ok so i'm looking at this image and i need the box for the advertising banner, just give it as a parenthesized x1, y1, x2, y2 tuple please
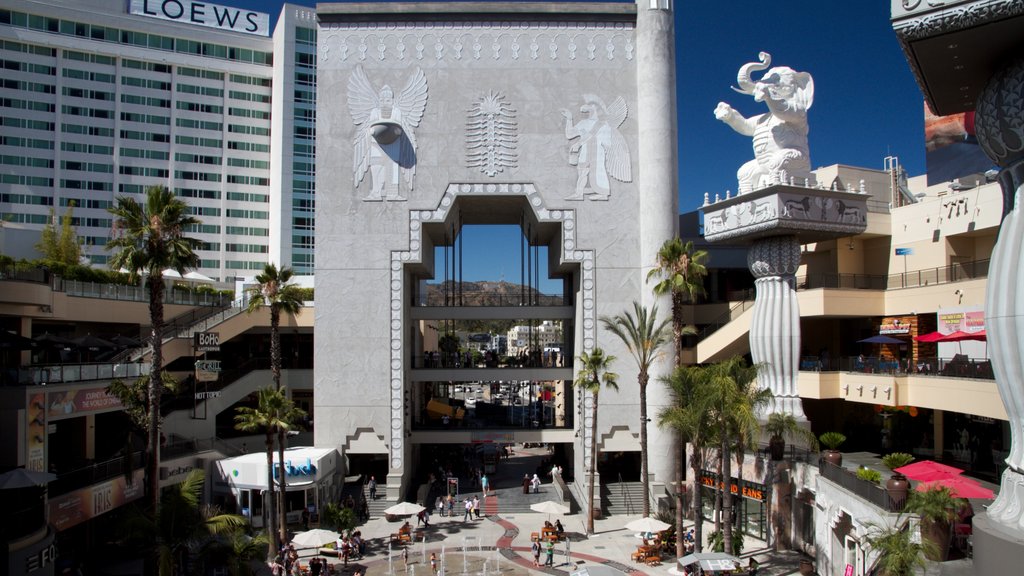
(26, 392, 45, 472)
(48, 469, 145, 531)
(46, 387, 123, 420)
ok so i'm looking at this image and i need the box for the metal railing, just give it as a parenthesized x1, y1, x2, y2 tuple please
(414, 286, 568, 307)
(48, 450, 145, 497)
(818, 459, 903, 513)
(162, 435, 243, 460)
(8, 361, 149, 386)
(618, 473, 636, 516)
(799, 356, 995, 381)
(56, 277, 231, 306)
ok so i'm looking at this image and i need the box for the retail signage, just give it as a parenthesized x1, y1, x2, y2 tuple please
(129, 1, 269, 36)
(194, 331, 220, 352)
(879, 319, 910, 335)
(195, 360, 221, 372)
(272, 458, 318, 478)
(895, 247, 913, 256)
(699, 472, 767, 502)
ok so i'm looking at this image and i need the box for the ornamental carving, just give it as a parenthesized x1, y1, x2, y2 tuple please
(466, 92, 519, 177)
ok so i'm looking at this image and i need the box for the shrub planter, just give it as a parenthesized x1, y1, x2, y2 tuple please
(822, 449, 842, 466)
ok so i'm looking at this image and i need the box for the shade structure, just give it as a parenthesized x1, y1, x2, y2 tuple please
(894, 460, 964, 482)
(0, 330, 36, 350)
(109, 334, 143, 348)
(0, 468, 57, 490)
(530, 500, 570, 515)
(858, 335, 906, 344)
(916, 476, 995, 499)
(160, 268, 184, 278)
(72, 334, 117, 350)
(291, 528, 341, 548)
(940, 330, 987, 342)
(33, 332, 72, 348)
(624, 517, 671, 533)
(383, 501, 426, 516)
(914, 331, 946, 343)
(678, 552, 741, 572)
(183, 270, 214, 282)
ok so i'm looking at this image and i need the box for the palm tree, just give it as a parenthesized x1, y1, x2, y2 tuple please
(600, 301, 671, 518)
(905, 485, 961, 561)
(245, 263, 304, 541)
(574, 348, 618, 535)
(647, 237, 708, 367)
(707, 357, 769, 554)
(234, 387, 288, 557)
(120, 469, 249, 576)
(865, 517, 934, 575)
(271, 393, 306, 545)
(107, 184, 200, 510)
(659, 364, 713, 557)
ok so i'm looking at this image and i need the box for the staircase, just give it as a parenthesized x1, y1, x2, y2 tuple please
(601, 481, 645, 516)
(362, 482, 392, 519)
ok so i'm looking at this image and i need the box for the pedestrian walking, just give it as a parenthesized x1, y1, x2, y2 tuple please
(531, 540, 541, 567)
(463, 497, 473, 521)
(368, 476, 377, 500)
(430, 552, 438, 575)
(473, 495, 480, 518)
(481, 474, 489, 496)
(545, 540, 555, 566)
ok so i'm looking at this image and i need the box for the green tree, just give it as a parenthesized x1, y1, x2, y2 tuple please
(245, 263, 304, 540)
(234, 386, 306, 553)
(905, 485, 961, 561)
(865, 517, 934, 575)
(119, 469, 248, 576)
(36, 203, 82, 265)
(600, 301, 671, 518)
(107, 185, 200, 511)
(574, 348, 618, 535)
(659, 364, 714, 556)
(647, 238, 708, 367)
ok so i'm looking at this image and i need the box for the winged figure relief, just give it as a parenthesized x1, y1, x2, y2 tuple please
(559, 94, 632, 201)
(348, 65, 429, 201)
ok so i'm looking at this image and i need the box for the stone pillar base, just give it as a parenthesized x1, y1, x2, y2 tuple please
(972, 513, 1024, 573)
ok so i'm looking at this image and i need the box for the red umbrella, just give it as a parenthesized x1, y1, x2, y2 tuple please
(894, 460, 963, 482)
(916, 476, 995, 499)
(940, 330, 986, 342)
(914, 331, 946, 343)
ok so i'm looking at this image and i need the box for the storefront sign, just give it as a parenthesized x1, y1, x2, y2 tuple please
(194, 332, 221, 352)
(879, 318, 910, 335)
(47, 388, 123, 420)
(129, 1, 269, 36)
(699, 472, 767, 502)
(49, 469, 144, 530)
(272, 458, 318, 478)
(27, 392, 45, 472)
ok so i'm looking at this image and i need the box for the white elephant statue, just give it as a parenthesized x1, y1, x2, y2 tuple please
(715, 52, 815, 194)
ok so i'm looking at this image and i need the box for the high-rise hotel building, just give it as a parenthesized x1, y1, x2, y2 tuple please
(0, 0, 316, 279)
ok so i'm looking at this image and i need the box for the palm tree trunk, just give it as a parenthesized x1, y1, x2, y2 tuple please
(672, 292, 685, 367)
(722, 435, 733, 554)
(266, 430, 278, 557)
(148, 276, 164, 511)
(714, 448, 722, 534)
(587, 388, 599, 535)
(271, 309, 288, 543)
(270, 308, 282, 390)
(639, 372, 650, 517)
(277, 428, 287, 545)
(676, 440, 685, 558)
(691, 449, 704, 553)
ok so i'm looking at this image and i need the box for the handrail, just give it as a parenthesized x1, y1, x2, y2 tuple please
(48, 450, 146, 497)
(818, 459, 904, 513)
(618, 473, 636, 516)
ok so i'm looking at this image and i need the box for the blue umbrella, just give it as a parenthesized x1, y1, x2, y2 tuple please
(858, 335, 905, 344)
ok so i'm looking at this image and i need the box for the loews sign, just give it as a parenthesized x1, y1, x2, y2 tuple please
(129, 0, 270, 36)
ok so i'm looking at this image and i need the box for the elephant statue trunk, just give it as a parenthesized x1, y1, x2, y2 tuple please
(733, 51, 772, 95)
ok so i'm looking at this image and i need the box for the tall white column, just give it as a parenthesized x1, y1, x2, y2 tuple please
(636, 0, 678, 492)
(976, 57, 1024, 531)
(748, 235, 805, 419)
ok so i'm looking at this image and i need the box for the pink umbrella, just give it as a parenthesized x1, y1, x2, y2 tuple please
(894, 460, 963, 482)
(916, 476, 995, 499)
(914, 331, 946, 343)
(939, 330, 986, 342)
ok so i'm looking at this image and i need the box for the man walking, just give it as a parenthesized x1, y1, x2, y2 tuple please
(368, 476, 377, 500)
(472, 495, 480, 519)
(545, 540, 555, 566)
(463, 497, 473, 521)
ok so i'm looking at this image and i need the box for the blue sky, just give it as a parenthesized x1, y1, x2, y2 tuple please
(231, 0, 926, 286)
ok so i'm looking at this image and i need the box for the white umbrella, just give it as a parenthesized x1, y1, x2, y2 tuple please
(161, 268, 183, 279)
(624, 517, 671, 534)
(530, 501, 570, 515)
(677, 552, 741, 572)
(291, 528, 341, 549)
(384, 501, 426, 516)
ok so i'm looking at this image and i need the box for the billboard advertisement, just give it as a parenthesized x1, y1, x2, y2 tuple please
(925, 102, 995, 186)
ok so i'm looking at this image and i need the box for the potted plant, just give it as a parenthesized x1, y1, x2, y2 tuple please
(882, 452, 914, 510)
(864, 518, 933, 576)
(856, 467, 882, 484)
(819, 432, 846, 466)
(905, 485, 961, 561)
(764, 412, 819, 461)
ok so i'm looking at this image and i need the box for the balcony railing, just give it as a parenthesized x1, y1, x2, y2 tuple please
(413, 353, 570, 369)
(7, 361, 150, 386)
(48, 451, 145, 497)
(799, 356, 994, 381)
(819, 459, 904, 513)
(414, 287, 568, 307)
